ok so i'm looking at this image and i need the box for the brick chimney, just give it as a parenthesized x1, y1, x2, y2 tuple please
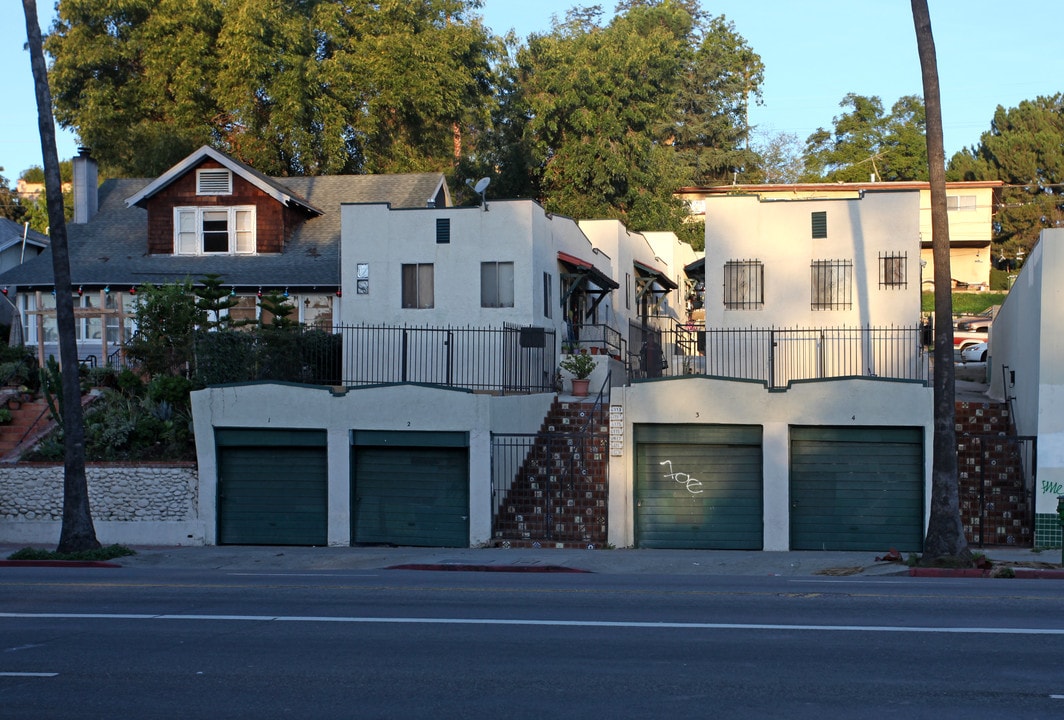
(72, 146, 98, 224)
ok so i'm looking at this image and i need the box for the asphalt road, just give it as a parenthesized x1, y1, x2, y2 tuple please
(2, 566, 1063, 719)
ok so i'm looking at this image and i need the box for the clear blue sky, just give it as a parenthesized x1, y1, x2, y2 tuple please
(3, 1, 1061, 180)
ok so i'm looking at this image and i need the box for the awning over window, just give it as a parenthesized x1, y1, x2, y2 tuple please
(558, 251, 619, 318)
(633, 260, 678, 291)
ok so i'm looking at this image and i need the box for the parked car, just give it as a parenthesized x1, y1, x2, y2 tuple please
(954, 327, 988, 353)
(953, 306, 999, 329)
(960, 341, 988, 363)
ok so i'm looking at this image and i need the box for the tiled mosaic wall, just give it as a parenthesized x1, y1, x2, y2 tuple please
(1035, 514, 1062, 549)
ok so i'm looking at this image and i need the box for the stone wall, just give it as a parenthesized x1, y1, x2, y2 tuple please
(0, 463, 198, 522)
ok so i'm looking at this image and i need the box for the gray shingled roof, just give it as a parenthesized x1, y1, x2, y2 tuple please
(0, 172, 447, 290)
(0, 217, 49, 252)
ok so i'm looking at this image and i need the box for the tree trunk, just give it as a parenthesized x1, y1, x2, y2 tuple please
(911, 0, 970, 563)
(22, 0, 100, 553)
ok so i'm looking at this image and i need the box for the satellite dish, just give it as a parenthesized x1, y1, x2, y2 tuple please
(474, 177, 491, 193)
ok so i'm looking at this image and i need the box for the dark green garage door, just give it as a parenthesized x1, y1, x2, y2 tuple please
(635, 425, 763, 549)
(216, 429, 328, 546)
(351, 431, 469, 547)
(790, 426, 924, 551)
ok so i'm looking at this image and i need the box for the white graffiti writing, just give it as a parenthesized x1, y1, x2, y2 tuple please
(659, 460, 704, 495)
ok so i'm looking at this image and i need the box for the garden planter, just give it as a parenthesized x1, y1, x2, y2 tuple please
(571, 378, 590, 396)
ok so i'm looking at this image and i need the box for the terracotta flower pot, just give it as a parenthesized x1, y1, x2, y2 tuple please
(571, 378, 590, 397)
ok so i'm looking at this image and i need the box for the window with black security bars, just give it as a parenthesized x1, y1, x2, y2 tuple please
(879, 252, 907, 289)
(723, 260, 764, 309)
(810, 259, 852, 310)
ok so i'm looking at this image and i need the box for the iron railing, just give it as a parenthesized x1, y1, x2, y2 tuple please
(634, 324, 929, 388)
(194, 323, 558, 393)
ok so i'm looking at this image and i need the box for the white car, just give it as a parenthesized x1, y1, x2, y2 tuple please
(960, 341, 988, 363)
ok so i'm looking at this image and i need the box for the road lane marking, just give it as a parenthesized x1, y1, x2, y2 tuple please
(0, 672, 58, 677)
(2, 612, 1064, 635)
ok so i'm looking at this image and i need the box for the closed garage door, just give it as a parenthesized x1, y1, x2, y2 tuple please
(790, 426, 924, 551)
(351, 431, 469, 547)
(635, 425, 763, 549)
(216, 429, 328, 546)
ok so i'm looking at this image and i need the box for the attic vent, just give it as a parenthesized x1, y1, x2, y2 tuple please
(197, 169, 232, 195)
(811, 211, 827, 239)
(436, 218, 451, 244)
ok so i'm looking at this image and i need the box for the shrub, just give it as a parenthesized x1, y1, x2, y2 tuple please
(147, 374, 193, 410)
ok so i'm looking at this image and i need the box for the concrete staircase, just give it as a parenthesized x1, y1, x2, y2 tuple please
(492, 397, 610, 549)
(955, 399, 1032, 547)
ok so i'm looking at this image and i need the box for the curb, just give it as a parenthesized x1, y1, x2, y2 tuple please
(909, 567, 1064, 579)
(386, 564, 592, 574)
(0, 560, 122, 568)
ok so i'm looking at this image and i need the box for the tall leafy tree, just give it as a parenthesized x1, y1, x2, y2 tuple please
(45, 0, 499, 177)
(22, 0, 100, 553)
(912, 0, 969, 565)
(803, 93, 928, 182)
(673, 14, 764, 186)
(512, 1, 760, 233)
(948, 94, 1064, 258)
(0, 170, 26, 223)
(516, 3, 692, 230)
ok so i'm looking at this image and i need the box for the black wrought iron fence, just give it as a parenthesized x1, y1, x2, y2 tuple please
(194, 323, 557, 393)
(642, 324, 928, 388)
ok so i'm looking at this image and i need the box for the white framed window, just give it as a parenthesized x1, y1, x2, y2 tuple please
(481, 261, 515, 308)
(197, 168, 232, 195)
(174, 206, 255, 255)
(946, 195, 976, 211)
(401, 263, 434, 308)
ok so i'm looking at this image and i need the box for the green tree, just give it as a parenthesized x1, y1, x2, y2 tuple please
(194, 274, 238, 330)
(673, 14, 764, 186)
(0, 170, 25, 223)
(19, 161, 73, 184)
(126, 281, 204, 377)
(23, 190, 73, 234)
(258, 290, 298, 329)
(948, 94, 1064, 258)
(45, 0, 499, 177)
(803, 93, 928, 182)
(515, 3, 689, 231)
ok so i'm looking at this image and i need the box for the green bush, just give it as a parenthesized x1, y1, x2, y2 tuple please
(8, 544, 135, 562)
(116, 369, 145, 397)
(989, 268, 1012, 291)
(148, 374, 193, 410)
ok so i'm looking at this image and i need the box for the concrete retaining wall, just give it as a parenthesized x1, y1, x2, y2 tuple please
(0, 463, 205, 546)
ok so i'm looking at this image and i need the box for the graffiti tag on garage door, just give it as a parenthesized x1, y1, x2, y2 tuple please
(659, 460, 704, 495)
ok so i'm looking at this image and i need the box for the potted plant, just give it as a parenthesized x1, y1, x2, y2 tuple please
(559, 351, 596, 396)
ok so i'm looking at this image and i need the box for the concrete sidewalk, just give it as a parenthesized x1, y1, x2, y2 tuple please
(3, 543, 1060, 578)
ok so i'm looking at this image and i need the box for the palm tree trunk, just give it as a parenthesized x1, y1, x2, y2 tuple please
(22, 0, 100, 553)
(911, 0, 969, 562)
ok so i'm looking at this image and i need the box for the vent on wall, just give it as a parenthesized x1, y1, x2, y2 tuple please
(436, 218, 451, 244)
(197, 169, 233, 195)
(811, 211, 827, 239)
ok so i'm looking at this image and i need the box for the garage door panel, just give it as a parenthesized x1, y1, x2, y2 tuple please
(635, 426, 763, 550)
(790, 426, 923, 552)
(217, 443, 328, 546)
(352, 446, 468, 547)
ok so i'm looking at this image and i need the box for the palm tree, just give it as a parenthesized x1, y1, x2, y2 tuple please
(911, 0, 970, 563)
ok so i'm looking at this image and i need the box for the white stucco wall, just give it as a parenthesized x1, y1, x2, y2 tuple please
(338, 200, 610, 341)
(987, 229, 1064, 515)
(703, 190, 921, 329)
(192, 382, 555, 547)
(606, 376, 933, 550)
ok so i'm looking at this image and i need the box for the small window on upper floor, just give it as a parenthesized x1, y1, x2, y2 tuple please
(197, 169, 232, 195)
(811, 211, 828, 239)
(174, 206, 255, 255)
(946, 195, 976, 211)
